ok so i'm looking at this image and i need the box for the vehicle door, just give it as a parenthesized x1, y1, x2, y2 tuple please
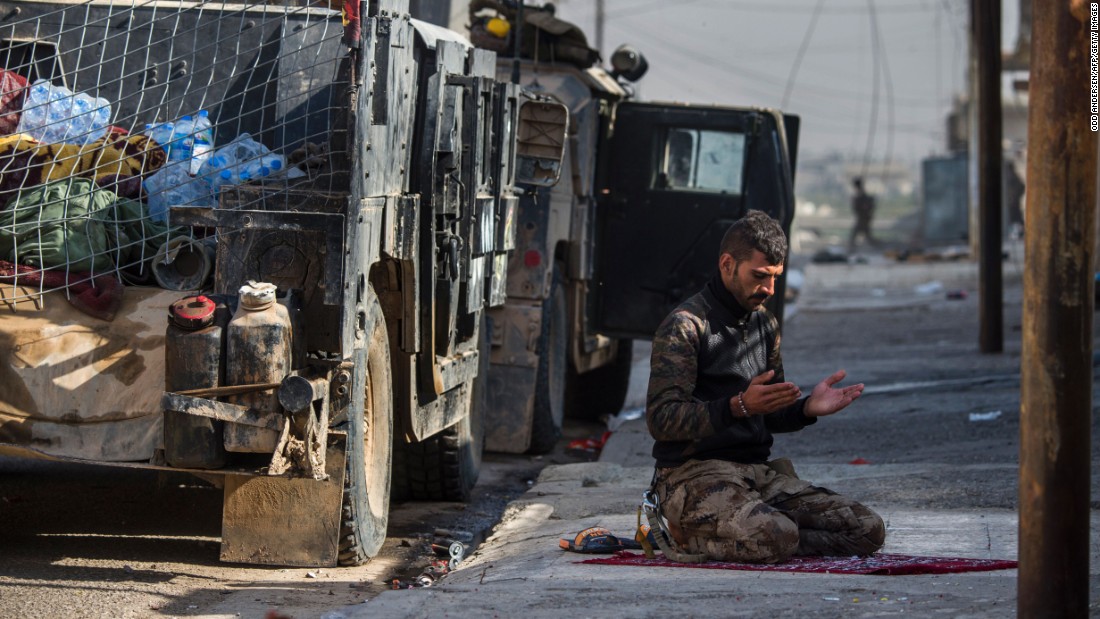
(593, 102, 799, 338)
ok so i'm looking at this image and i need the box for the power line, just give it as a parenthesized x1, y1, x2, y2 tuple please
(781, 0, 826, 109)
(608, 18, 949, 108)
(860, 0, 881, 178)
(872, 0, 896, 174)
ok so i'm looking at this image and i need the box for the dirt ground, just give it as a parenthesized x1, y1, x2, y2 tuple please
(0, 419, 605, 619)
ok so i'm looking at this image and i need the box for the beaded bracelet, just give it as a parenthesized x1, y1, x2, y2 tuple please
(736, 392, 751, 418)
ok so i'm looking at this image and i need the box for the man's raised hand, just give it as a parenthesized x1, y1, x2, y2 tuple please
(804, 369, 864, 417)
(733, 369, 802, 417)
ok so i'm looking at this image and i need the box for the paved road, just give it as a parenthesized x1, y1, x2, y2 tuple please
(354, 257, 1100, 618)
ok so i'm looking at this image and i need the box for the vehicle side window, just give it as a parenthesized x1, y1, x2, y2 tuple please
(654, 127, 745, 194)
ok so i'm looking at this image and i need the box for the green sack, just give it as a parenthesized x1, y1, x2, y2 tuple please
(0, 178, 178, 273)
(101, 196, 178, 269)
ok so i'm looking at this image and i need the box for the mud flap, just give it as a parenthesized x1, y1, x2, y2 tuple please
(484, 363, 536, 453)
(220, 433, 347, 566)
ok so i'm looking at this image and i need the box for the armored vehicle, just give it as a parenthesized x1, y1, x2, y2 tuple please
(0, 0, 566, 566)
(466, 2, 802, 454)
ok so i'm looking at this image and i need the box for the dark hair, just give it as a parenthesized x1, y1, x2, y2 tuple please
(719, 210, 787, 265)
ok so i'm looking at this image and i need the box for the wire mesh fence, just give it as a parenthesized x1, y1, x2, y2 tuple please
(0, 0, 348, 313)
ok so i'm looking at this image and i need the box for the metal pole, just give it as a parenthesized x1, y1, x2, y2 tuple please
(976, 0, 1003, 353)
(1018, 0, 1097, 615)
(511, 1, 524, 84)
(595, 0, 605, 60)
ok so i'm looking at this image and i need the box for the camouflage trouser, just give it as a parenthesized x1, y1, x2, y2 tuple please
(653, 459, 886, 564)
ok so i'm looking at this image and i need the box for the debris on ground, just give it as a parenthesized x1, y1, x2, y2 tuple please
(914, 280, 945, 295)
(390, 560, 452, 590)
(567, 431, 612, 456)
(811, 248, 849, 264)
(608, 407, 644, 431)
(389, 532, 470, 589)
(887, 246, 971, 262)
(968, 410, 1002, 422)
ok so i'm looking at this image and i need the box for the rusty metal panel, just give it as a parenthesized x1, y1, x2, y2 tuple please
(466, 255, 485, 314)
(498, 194, 518, 251)
(483, 363, 534, 453)
(382, 194, 420, 262)
(483, 302, 542, 453)
(341, 197, 385, 357)
(487, 302, 541, 368)
(361, 13, 418, 198)
(488, 253, 508, 307)
(472, 196, 496, 255)
(161, 394, 283, 432)
(435, 349, 479, 393)
(220, 434, 347, 567)
(410, 382, 469, 442)
(468, 47, 496, 79)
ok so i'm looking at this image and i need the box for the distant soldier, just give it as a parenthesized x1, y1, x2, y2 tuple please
(1003, 160, 1025, 232)
(848, 177, 877, 252)
(646, 210, 885, 564)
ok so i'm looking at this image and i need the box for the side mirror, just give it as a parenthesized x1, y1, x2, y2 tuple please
(610, 44, 648, 82)
(514, 99, 569, 187)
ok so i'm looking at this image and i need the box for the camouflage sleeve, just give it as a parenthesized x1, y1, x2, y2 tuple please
(761, 310, 815, 433)
(645, 310, 734, 441)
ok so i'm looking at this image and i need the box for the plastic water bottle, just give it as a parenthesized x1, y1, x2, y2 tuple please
(144, 162, 214, 223)
(239, 153, 284, 182)
(190, 110, 215, 175)
(168, 115, 195, 165)
(197, 151, 240, 191)
(90, 100, 111, 139)
(145, 122, 175, 151)
(18, 82, 49, 136)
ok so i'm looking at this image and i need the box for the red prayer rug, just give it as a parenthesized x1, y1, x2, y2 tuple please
(579, 551, 1017, 575)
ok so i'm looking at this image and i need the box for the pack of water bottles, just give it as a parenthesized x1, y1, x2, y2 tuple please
(16, 79, 112, 145)
(145, 110, 216, 176)
(143, 113, 290, 222)
(199, 133, 288, 187)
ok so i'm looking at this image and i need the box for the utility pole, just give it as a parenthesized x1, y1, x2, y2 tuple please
(1018, 0, 1097, 616)
(595, 0, 605, 60)
(975, 0, 1002, 353)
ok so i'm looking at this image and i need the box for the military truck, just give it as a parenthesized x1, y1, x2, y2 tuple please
(0, 0, 566, 566)
(466, 2, 801, 454)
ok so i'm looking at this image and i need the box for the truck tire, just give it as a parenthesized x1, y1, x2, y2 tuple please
(564, 338, 634, 421)
(391, 317, 487, 502)
(529, 264, 566, 454)
(338, 293, 393, 566)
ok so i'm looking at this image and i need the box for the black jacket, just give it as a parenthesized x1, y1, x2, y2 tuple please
(646, 276, 814, 467)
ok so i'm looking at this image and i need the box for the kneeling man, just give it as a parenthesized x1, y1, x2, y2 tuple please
(646, 210, 885, 563)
